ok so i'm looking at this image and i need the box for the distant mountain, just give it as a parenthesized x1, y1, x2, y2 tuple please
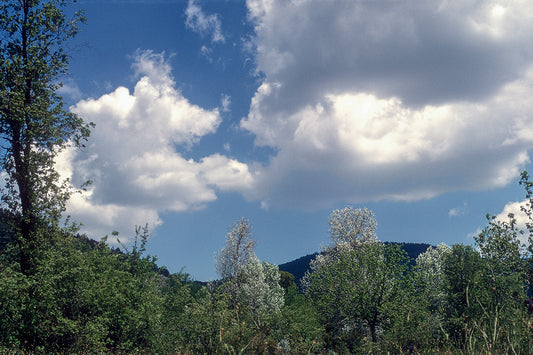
(278, 242, 432, 289)
(398, 242, 433, 263)
(278, 252, 319, 288)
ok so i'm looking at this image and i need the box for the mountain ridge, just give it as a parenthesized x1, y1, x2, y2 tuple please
(278, 242, 433, 288)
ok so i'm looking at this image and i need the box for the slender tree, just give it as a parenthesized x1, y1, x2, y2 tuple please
(215, 217, 256, 281)
(0, 0, 91, 274)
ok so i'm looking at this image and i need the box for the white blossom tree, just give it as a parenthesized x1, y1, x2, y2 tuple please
(415, 243, 451, 309)
(215, 218, 256, 281)
(303, 207, 378, 289)
(239, 258, 284, 318)
(216, 218, 284, 318)
(303, 207, 415, 344)
(328, 207, 377, 247)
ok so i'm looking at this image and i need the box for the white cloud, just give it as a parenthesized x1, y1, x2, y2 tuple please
(200, 45, 213, 62)
(449, 202, 468, 217)
(199, 154, 254, 191)
(220, 94, 231, 112)
(495, 200, 531, 233)
(130, 49, 173, 86)
(185, 0, 225, 43)
(240, 0, 533, 209)
(481, 199, 533, 245)
(57, 79, 82, 101)
(62, 50, 252, 241)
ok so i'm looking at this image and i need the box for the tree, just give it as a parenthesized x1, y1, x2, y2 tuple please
(306, 242, 413, 349)
(304, 207, 414, 351)
(215, 217, 256, 281)
(279, 282, 324, 353)
(303, 207, 378, 284)
(519, 171, 533, 290)
(238, 258, 284, 318)
(415, 243, 451, 311)
(328, 206, 377, 247)
(439, 243, 529, 353)
(0, 0, 92, 275)
(278, 270, 296, 290)
(215, 218, 284, 317)
(473, 215, 529, 352)
(0, 228, 171, 353)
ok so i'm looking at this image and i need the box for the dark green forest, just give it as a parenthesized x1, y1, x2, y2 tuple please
(3, 1, 533, 353)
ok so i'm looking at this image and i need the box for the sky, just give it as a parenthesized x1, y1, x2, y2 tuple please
(55, 0, 533, 281)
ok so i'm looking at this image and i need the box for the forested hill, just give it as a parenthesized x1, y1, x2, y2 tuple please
(279, 242, 432, 287)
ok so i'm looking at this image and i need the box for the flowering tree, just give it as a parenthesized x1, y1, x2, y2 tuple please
(303, 207, 378, 287)
(215, 218, 256, 281)
(304, 207, 414, 349)
(328, 206, 377, 247)
(306, 242, 411, 346)
(216, 218, 284, 318)
(416, 243, 451, 309)
(239, 258, 284, 318)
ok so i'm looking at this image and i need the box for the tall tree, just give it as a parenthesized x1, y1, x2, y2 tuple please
(415, 243, 451, 311)
(0, 0, 91, 274)
(303, 206, 378, 284)
(238, 258, 284, 318)
(215, 217, 256, 281)
(304, 207, 415, 351)
(519, 171, 533, 290)
(328, 206, 377, 247)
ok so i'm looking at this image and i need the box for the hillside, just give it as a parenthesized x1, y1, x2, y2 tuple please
(278, 242, 432, 287)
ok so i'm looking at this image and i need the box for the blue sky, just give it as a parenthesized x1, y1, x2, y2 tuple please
(57, 0, 533, 281)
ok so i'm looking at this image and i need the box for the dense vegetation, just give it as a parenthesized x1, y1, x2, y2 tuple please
(2, 1, 533, 353)
(2, 182, 533, 353)
(279, 242, 431, 289)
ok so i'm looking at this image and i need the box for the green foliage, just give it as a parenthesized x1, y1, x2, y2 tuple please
(279, 285, 324, 353)
(179, 284, 281, 354)
(440, 244, 484, 348)
(439, 227, 532, 353)
(3, 190, 533, 354)
(278, 270, 296, 290)
(157, 270, 194, 352)
(0, 0, 93, 279)
(520, 171, 533, 289)
(2, 1, 533, 353)
(0, 209, 16, 252)
(306, 242, 416, 351)
(0, 227, 192, 353)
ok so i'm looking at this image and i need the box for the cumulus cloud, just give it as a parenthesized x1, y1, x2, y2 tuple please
(486, 199, 532, 245)
(240, 0, 533, 209)
(185, 0, 225, 43)
(247, 0, 532, 107)
(61, 50, 252, 241)
(495, 200, 531, 233)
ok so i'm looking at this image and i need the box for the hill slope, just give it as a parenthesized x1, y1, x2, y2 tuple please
(278, 242, 432, 288)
